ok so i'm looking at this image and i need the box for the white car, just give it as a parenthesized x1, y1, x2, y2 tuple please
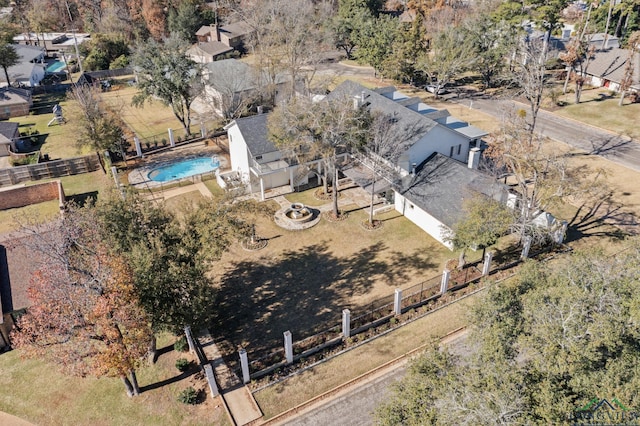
(425, 84, 448, 95)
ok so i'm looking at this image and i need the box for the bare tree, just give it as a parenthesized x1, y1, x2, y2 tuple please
(201, 62, 261, 123)
(515, 39, 548, 141)
(234, 0, 333, 99)
(618, 31, 640, 106)
(485, 110, 607, 245)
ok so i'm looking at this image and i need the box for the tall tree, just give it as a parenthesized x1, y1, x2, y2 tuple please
(444, 195, 515, 269)
(67, 85, 125, 156)
(353, 13, 399, 77)
(559, 37, 596, 103)
(463, 13, 511, 89)
(10, 207, 153, 397)
(132, 34, 202, 135)
(238, 0, 333, 98)
(485, 110, 606, 245)
(269, 94, 371, 218)
(378, 241, 640, 424)
(418, 26, 473, 96)
(618, 31, 640, 105)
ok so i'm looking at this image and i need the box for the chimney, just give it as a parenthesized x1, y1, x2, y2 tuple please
(213, 24, 221, 42)
(468, 147, 481, 169)
(257, 105, 264, 114)
(353, 95, 361, 110)
(411, 163, 417, 176)
(361, 91, 366, 103)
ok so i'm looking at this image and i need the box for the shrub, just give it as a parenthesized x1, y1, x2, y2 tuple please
(174, 336, 188, 352)
(177, 387, 198, 405)
(161, 138, 167, 146)
(175, 358, 191, 371)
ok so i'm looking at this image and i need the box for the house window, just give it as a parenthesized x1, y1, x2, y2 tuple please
(457, 144, 461, 155)
(255, 155, 263, 160)
(449, 146, 454, 157)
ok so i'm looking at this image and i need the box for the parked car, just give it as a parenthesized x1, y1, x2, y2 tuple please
(425, 84, 448, 95)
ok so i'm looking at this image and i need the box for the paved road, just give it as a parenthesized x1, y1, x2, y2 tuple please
(455, 96, 640, 172)
(282, 331, 471, 426)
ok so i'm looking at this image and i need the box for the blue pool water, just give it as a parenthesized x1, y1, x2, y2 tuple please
(46, 61, 67, 73)
(147, 157, 220, 182)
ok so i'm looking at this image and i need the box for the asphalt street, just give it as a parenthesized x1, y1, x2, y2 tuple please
(455, 96, 640, 172)
(282, 331, 472, 426)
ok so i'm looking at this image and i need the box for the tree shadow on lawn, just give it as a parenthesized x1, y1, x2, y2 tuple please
(566, 196, 637, 243)
(212, 240, 436, 362)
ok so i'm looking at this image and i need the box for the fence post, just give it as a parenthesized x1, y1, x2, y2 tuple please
(203, 364, 220, 397)
(168, 128, 175, 147)
(521, 236, 532, 259)
(110, 166, 119, 188)
(283, 331, 293, 364)
(200, 122, 206, 138)
(342, 309, 351, 339)
(482, 251, 493, 276)
(239, 349, 251, 384)
(440, 269, 450, 294)
(134, 136, 142, 157)
(394, 289, 402, 316)
(184, 326, 195, 354)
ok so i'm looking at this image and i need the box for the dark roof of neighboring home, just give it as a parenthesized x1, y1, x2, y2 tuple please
(397, 153, 508, 229)
(0, 121, 19, 143)
(0, 62, 44, 84)
(232, 113, 276, 156)
(220, 21, 252, 39)
(0, 234, 41, 316)
(327, 80, 438, 152)
(0, 87, 31, 105)
(588, 33, 620, 49)
(77, 72, 96, 85)
(203, 58, 289, 91)
(189, 41, 233, 57)
(14, 44, 45, 62)
(585, 47, 640, 87)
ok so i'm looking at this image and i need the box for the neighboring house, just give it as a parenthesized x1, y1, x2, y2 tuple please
(0, 44, 46, 88)
(193, 59, 290, 119)
(0, 87, 32, 119)
(0, 121, 19, 157)
(13, 32, 90, 56)
(189, 21, 253, 63)
(580, 47, 640, 93)
(224, 80, 503, 247)
(588, 33, 620, 50)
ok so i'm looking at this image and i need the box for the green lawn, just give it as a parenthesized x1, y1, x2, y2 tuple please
(0, 171, 112, 234)
(9, 101, 90, 161)
(0, 333, 229, 426)
(554, 88, 640, 138)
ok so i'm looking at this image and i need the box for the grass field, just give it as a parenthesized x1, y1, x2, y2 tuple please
(0, 333, 229, 426)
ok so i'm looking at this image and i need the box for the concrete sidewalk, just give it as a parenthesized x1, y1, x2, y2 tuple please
(0, 411, 35, 425)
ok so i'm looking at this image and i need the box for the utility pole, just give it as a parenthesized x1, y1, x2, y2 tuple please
(65, 0, 83, 74)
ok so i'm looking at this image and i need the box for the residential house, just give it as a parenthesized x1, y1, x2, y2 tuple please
(224, 80, 507, 247)
(0, 44, 46, 87)
(0, 121, 19, 157)
(12, 32, 90, 57)
(189, 21, 253, 63)
(193, 59, 290, 119)
(580, 46, 640, 93)
(0, 87, 32, 119)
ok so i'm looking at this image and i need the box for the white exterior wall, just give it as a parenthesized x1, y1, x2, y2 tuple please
(404, 126, 470, 172)
(227, 125, 251, 183)
(394, 192, 454, 250)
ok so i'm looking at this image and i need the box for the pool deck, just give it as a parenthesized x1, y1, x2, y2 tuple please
(127, 142, 229, 189)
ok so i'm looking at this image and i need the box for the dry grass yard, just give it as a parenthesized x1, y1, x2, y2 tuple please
(0, 333, 229, 426)
(202, 190, 459, 366)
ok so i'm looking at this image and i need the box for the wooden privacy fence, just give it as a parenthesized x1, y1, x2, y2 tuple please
(0, 154, 102, 187)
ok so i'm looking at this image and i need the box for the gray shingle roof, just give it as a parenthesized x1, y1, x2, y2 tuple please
(0, 121, 18, 144)
(204, 58, 289, 91)
(327, 80, 437, 152)
(14, 44, 45, 62)
(586, 47, 640, 87)
(233, 113, 277, 157)
(189, 41, 233, 57)
(398, 153, 508, 228)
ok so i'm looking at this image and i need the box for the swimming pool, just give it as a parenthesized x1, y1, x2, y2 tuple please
(147, 157, 220, 182)
(46, 61, 67, 73)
